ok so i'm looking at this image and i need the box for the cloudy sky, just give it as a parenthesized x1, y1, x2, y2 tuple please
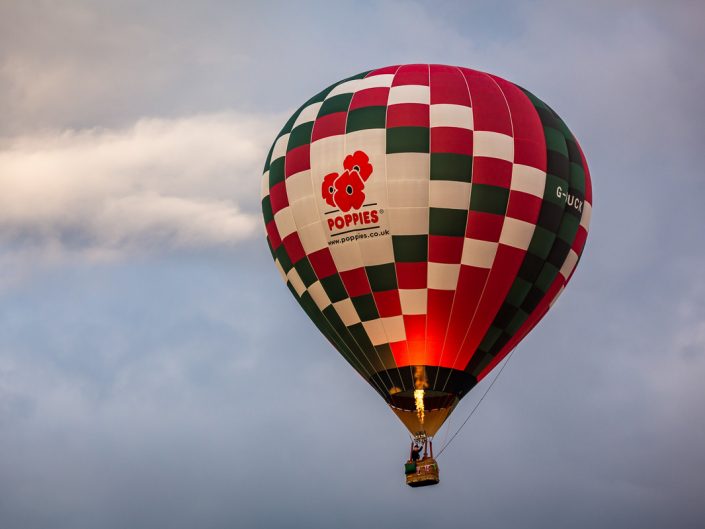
(1, 1, 704, 528)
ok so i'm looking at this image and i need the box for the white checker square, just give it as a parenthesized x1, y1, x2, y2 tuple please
(310, 134, 345, 175)
(388, 207, 429, 235)
(429, 180, 471, 210)
(362, 319, 388, 346)
(559, 249, 579, 280)
(386, 152, 430, 182)
(273, 207, 297, 240)
(499, 217, 535, 251)
(399, 289, 427, 315)
(473, 131, 514, 161)
(580, 201, 592, 231)
(293, 102, 323, 128)
(510, 164, 546, 198)
(329, 241, 364, 272)
(344, 128, 387, 157)
(285, 170, 313, 203)
(358, 236, 394, 266)
(308, 281, 331, 311)
(430, 104, 473, 129)
(297, 222, 327, 254)
(381, 316, 406, 343)
(428, 262, 460, 290)
(461, 239, 498, 268)
(271, 133, 290, 161)
(388, 85, 430, 105)
(333, 299, 361, 326)
(387, 180, 429, 208)
(286, 268, 306, 296)
(290, 196, 319, 227)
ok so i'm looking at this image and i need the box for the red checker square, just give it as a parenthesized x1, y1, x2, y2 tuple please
(284, 144, 310, 177)
(472, 157, 512, 188)
(349, 87, 390, 110)
(392, 64, 429, 86)
(373, 290, 402, 317)
(430, 65, 471, 105)
(387, 103, 429, 128)
(268, 181, 289, 214)
(505, 190, 541, 224)
(395, 262, 427, 289)
(340, 267, 372, 297)
(465, 211, 504, 241)
(460, 68, 512, 135)
(572, 226, 588, 254)
(311, 112, 347, 142)
(429, 235, 464, 263)
(265, 220, 282, 250)
(430, 127, 473, 155)
(403, 315, 426, 341)
(308, 248, 337, 279)
(282, 232, 306, 265)
(389, 340, 410, 366)
(514, 137, 546, 171)
(367, 65, 400, 76)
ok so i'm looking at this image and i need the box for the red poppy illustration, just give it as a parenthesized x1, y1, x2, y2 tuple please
(343, 150, 373, 181)
(333, 170, 365, 212)
(321, 151, 373, 211)
(322, 172, 339, 207)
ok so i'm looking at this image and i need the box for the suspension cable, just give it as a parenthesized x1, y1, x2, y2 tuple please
(435, 349, 516, 459)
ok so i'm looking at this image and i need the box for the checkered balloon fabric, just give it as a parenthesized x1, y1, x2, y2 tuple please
(261, 64, 591, 421)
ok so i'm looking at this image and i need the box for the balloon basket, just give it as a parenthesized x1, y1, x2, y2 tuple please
(405, 457, 439, 487)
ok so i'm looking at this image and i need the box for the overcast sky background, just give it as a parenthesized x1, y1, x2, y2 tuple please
(1, 1, 704, 528)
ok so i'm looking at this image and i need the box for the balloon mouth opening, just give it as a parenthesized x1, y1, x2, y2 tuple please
(388, 391, 459, 437)
(388, 389, 457, 412)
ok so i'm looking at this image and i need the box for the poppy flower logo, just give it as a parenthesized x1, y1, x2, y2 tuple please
(321, 151, 373, 212)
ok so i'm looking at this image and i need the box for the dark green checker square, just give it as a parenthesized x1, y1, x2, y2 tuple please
(544, 173, 567, 206)
(294, 259, 317, 287)
(431, 153, 473, 182)
(569, 163, 586, 194)
(479, 325, 503, 352)
(386, 127, 429, 154)
(347, 323, 383, 372)
(527, 226, 556, 260)
(374, 343, 397, 370)
(261, 197, 273, 224)
(392, 235, 427, 262)
(287, 122, 314, 151)
(535, 262, 559, 293)
(346, 106, 387, 132)
(469, 184, 509, 216)
(351, 294, 380, 321)
(429, 208, 467, 237)
(268, 157, 285, 187)
(506, 309, 529, 335)
(263, 142, 275, 173)
(505, 277, 533, 307)
(320, 274, 348, 303)
(275, 245, 293, 273)
(366, 263, 397, 292)
(470, 353, 494, 377)
(319, 93, 353, 117)
(544, 126, 568, 157)
(557, 213, 580, 243)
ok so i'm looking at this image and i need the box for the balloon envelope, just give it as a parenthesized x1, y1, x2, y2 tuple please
(261, 64, 592, 436)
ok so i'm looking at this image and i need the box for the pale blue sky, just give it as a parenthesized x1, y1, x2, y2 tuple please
(1, 1, 704, 528)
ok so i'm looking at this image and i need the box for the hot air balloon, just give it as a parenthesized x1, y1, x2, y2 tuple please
(261, 64, 591, 487)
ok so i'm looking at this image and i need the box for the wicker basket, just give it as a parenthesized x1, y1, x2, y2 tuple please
(405, 457, 440, 487)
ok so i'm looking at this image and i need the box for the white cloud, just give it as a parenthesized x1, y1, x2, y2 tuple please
(0, 112, 280, 269)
